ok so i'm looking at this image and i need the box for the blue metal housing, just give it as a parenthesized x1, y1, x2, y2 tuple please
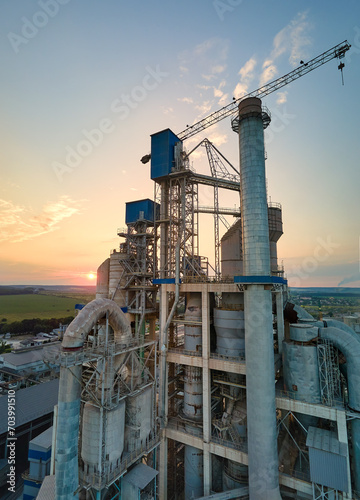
(150, 129, 181, 180)
(125, 199, 159, 225)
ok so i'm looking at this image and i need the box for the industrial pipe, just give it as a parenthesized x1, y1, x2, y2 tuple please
(318, 325, 360, 491)
(55, 299, 132, 499)
(62, 298, 131, 349)
(237, 97, 281, 500)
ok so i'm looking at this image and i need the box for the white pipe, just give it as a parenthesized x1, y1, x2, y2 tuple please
(62, 298, 131, 349)
(56, 299, 131, 499)
(319, 325, 360, 491)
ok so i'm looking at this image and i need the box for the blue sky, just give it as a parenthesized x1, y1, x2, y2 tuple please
(0, 0, 359, 286)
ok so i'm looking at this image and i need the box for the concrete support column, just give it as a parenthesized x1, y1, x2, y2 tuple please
(159, 435, 168, 500)
(276, 292, 285, 355)
(203, 443, 212, 497)
(245, 286, 280, 499)
(159, 285, 169, 500)
(149, 317, 156, 340)
(202, 287, 212, 495)
(337, 411, 352, 499)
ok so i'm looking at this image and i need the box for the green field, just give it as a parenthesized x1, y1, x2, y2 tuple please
(0, 293, 93, 322)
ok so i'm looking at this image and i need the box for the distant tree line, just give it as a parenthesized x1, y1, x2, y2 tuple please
(0, 286, 44, 296)
(0, 316, 74, 335)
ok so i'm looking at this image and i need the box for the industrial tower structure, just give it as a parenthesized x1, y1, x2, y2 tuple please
(51, 41, 360, 500)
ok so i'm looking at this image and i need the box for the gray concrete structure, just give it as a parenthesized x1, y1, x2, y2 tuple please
(238, 97, 281, 500)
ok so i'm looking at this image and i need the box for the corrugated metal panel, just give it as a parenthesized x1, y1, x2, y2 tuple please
(307, 426, 347, 456)
(0, 379, 59, 434)
(306, 427, 349, 492)
(125, 198, 160, 224)
(30, 426, 53, 450)
(150, 128, 181, 180)
(37, 474, 55, 500)
(122, 463, 158, 489)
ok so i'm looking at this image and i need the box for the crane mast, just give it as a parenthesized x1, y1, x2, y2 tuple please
(177, 40, 350, 141)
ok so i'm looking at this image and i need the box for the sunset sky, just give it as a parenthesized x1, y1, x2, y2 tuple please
(1, 1, 359, 287)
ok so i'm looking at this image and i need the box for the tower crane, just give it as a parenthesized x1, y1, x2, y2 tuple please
(177, 40, 350, 141)
(144, 40, 351, 280)
(141, 39, 350, 166)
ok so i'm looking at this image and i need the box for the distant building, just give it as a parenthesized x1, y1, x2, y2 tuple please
(22, 426, 53, 500)
(0, 380, 59, 498)
(343, 314, 360, 334)
(0, 343, 60, 390)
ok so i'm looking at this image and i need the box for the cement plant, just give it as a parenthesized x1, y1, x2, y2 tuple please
(5, 40, 360, 500)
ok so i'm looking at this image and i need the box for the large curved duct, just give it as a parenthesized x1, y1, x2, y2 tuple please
(319, 326, 360, 411)
(320, 318, 359, 338)
(318, 325, 360, 491)
(56, 299, 132, 499)
(62, 298, 132, 349)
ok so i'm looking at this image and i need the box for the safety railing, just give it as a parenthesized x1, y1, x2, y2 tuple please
(167, 416, 203, 437)
(210, 351, 246, 363)
(276, 388, 345, 410)
(80, 433, 160, 490)
(167, 346, 202, 358)
(211, 434, 248, 453)
(46, 337, 156, 367)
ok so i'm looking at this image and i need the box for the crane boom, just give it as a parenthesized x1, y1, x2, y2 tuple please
(177, 40, 350, 141)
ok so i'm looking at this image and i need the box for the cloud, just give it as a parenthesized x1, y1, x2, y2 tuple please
(260, 61, 277, 86)
(178, 38, 231, 125)
(233, 57, 257, 99)
(288, 11, 312, 66)
(212, 65, 226, 75)
(239, 57, 257, 81)
(162, 106, 174, 115)
(197, 84, 212, 91)
(214, 88, 223, 98)
(195, 101, 213, 117)
(193, 38, 229, 60)
(233, 83, 248, 99)
(276, 91, 288, 104)
(208, 131, 228, 147)
(178, 97, 194, 104)
(259, 11, 312, 85)
(179, 37, 229, 83)
(0, 196, 83, 243)
(213, 82, 228, 105)
(218, 93, 229, 105)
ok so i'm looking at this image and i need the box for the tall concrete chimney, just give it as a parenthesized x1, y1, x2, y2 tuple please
(237, 97, 281, 499)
